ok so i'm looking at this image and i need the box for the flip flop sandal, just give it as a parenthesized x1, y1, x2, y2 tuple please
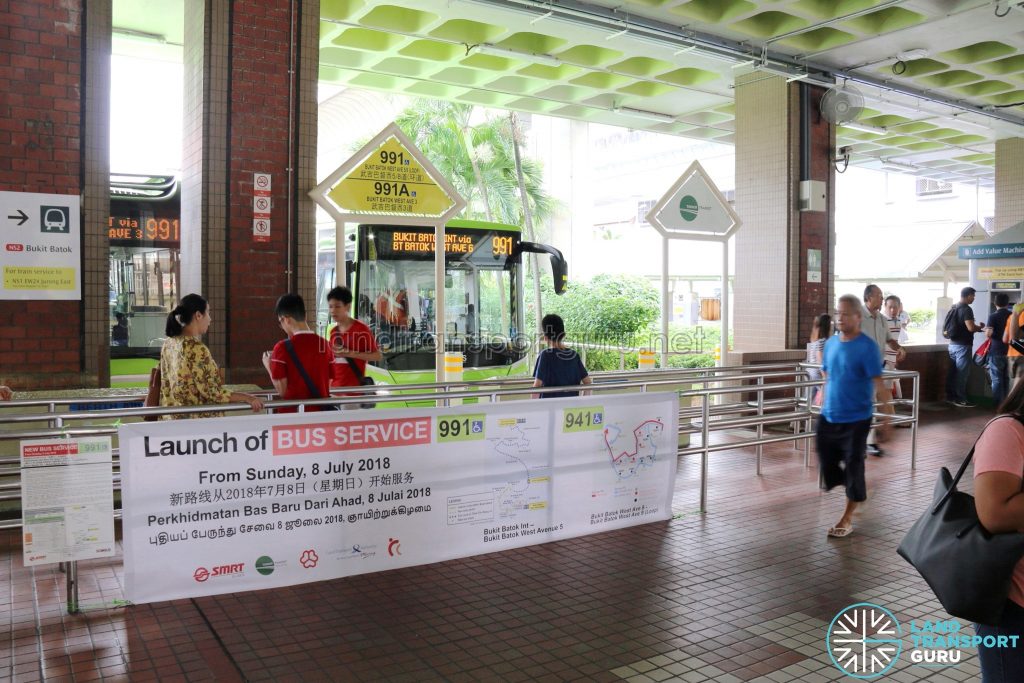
(827, 525, 853, 538)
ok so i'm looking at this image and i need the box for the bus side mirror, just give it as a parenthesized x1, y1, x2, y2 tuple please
(514, 241, 569, 295)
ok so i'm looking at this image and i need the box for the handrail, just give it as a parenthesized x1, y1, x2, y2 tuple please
(0, 362, 919, 525)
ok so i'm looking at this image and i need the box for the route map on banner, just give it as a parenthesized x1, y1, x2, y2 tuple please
(119, 393, 678, 604)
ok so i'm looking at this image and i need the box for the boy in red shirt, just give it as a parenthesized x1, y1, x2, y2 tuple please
(262, 293, 333, 413)
(328, 286, 382, 392)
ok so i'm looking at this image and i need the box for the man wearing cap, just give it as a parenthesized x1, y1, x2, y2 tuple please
(946, 286, 984, 408)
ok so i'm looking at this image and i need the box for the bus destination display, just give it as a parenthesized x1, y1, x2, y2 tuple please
(371, 227, 517, 262)
(108, 214, 180, 247)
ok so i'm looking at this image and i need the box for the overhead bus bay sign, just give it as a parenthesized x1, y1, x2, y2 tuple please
(312, 123, 463, 225)
(646, 160, 740, 241)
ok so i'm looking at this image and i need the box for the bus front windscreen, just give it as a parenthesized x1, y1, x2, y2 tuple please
(357, 225, 523, 371)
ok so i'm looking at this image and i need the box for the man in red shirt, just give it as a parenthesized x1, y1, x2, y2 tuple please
(262, 293, 333, 413)
(327, 286, 382, 391)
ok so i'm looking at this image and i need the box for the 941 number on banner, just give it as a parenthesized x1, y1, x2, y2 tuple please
(563, 407, 604, 433)
(436, 414, 485, 442)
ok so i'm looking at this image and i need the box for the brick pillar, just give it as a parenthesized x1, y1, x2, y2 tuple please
(182, 0, 319, 386)
(0, 0, 110, 390)
(732, 73, 835, 353)
(995, 137, 1024, 234)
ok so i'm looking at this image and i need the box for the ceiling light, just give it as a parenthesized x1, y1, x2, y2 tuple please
(845, 121, 888, 135)
(613, 106, 676, 124)
(896, 48, 929, 61)
(880, 159, 918, 172)
(474, 43, 561, 66)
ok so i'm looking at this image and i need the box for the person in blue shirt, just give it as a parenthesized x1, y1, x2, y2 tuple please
(817, 294, 891, 538)
(532, 314, 591, 398)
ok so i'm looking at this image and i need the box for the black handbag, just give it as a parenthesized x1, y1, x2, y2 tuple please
(897, 415, 1024, 625)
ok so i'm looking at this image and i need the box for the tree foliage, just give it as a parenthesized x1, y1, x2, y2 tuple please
(538, 274, 660, 343)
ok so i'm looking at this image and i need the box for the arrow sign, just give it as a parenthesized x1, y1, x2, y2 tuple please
(7, 209, 27, 226)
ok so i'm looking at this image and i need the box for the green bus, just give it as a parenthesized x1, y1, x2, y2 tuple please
(319, 219, 567, 385)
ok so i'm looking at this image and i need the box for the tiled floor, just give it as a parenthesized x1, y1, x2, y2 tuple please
(2, 406, 995, 682)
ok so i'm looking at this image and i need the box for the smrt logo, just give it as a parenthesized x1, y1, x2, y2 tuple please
(827, 602, 902, 678)
(388, 538, 401, 556)
(5, 243, 24, 252)
(193, 563, 244, 582)
(300, 549, 318, 568)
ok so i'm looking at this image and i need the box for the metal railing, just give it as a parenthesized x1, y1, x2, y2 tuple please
(0, 362, 919, 525)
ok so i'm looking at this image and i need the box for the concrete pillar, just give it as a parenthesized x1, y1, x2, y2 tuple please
(181, 0, 319, 384)
(0, 0, 110, 389)
(995, 137, 1024, 234)
(732, 72, 834, 352)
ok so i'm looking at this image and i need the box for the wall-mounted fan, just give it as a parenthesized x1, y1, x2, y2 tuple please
(820, 83, 865, 124)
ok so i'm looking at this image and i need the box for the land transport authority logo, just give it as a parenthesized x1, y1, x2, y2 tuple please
(827, 603, 902, 678)
(678, 195, 699, 222)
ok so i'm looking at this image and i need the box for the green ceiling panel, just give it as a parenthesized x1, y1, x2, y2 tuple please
(680, 127, 724, 140)
(580, 94, 620, 109)
(570, 72, 633, 89)
(861, 114, 912, 127)
(976, 56, 1024, 76)
(779, 28, 857, 52)
(679, 111, 731, 125)
(320, 21, 339, 40)
(942, 134, 987, 145)
(432, 67, 490, 86)
(517, 64, 581, 81)
(457, 90, 516, 107)
(555, 45, 623, 67)
(459, 54, 522, 71)
(552, 105, 600, 119)
(657, 68, 719, 87)
(843, 7, 925, 34)
(891, 58, 948, 77)
(916, 127, 963, 140)
(398, 40, 463, 62)
(332, 27, 404, 52)
(939, 41, 1016, 65)
(348, 73, 414, 90)
(956, 80, 1014, 97)
(506, 97, 563, 113)
(318, 65, 347, 83)
(731, 12, 808, 39)
(887, 122, 936, 134)
(669, 0, 755, 24)
(616, 81, 676, 97)
(976, 159, 996, 166)
(404, 82, 466, 99)
(987, 90, 1024, 106)
(486, 75, 544, 95)
(898, 141, 944, 152)
(536, 85, 591, 102)
(611, 57, 676, 78)
(715, 103, 736, 115)
(429, 19, 504, 45)
(663, 122, 698, 135)
(792, 0, 881, 19)
(319, 46, 374, 68)
(497, 32, 567, 55)
(919, 70, 983, 88)
(838, 129, 886, 141)
(321, 0, 364, 22)
(374, 57, 434, 78)
(875, 135, 917, 146)
(955, 153, 995, 163)
(359, 5, 437, 33)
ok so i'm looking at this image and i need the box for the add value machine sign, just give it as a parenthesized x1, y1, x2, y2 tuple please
(313, 123, 463, 225)
(0, 190, 81, 300)
(646, 161, 740, 241)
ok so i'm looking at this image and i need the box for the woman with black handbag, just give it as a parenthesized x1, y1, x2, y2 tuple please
(974, 380, 1024, 680)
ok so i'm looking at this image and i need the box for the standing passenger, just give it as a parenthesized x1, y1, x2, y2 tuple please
(862, 285, 903, 456)
(817, 294, 891, 538)
(263, 293, 334, 413)
(806, 313, 832, 407)
(160, 294, 263, 418)
(947, 286, 984, 407)
(533, 314, 592, 398)
(988, 293, 1013, 406)
(326, 286, 382, 393)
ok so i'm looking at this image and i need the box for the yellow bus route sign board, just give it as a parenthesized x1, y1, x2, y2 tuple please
(327, 136, 456, 219)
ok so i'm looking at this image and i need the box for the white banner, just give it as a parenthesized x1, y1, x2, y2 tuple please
(120, 393, 679, 604)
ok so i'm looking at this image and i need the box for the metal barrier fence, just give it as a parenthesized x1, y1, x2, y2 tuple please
(0, 362, 919, 526)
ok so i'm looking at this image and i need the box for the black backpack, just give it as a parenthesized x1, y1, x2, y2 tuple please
(941, 305, 959, 339)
